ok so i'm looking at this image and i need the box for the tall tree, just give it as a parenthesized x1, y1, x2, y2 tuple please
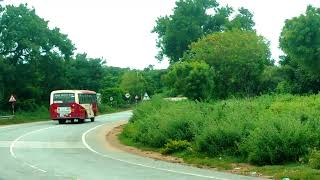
(152, 0, 255, 63)
(280, 5, 320, 73)
(276, 55, 320, 94)
(165, 61, 213, 100)
(66, 53, 106, 92)
(0, 4, 75, 107)
(142, 67, 167, 95)
(184, 30, 271, 98)
(101, 66, 129, 89)
(119, 71, 147, 98)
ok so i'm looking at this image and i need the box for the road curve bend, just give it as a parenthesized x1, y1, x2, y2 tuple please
(0, 111, 261, 180)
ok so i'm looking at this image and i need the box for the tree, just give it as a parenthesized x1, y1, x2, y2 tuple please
(119, 71, 147, 99)
(100, 88, 125, 107)
(101, 66, 129, 89)
(165, 61, 213, 100)
(184, 30, 271, 98)
(276, 55, 320, 94)
(280, 5, 320, 73)
(152, 0, 255, 63)
(0, 4, 75, 108)
(142, 67, 167, 95)
(66, 53, 106, 91)
(227, 7, 255, 31)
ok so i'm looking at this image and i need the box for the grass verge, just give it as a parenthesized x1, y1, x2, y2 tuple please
(119, 128, 320, 179)
(119, 94, 320, 179)
(0, 107, 49, 125)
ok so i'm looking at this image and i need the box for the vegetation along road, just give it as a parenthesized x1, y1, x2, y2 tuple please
(0, 111, 260, 180)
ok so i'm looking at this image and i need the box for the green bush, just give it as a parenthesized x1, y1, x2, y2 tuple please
(123, 94, 320, 166)
(196, 122, 243, 156)
(124, 96, 205, 147)
(16, 99, 39, 111)
(161, 140, 191, 155)
(240, 116, 312, 165)
(309, 150, 320, 169)
(100, 88, 125, 107)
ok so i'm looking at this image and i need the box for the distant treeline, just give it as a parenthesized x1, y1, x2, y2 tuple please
(1, 1, 320, 111)
(152, 0, 320, 100)
(0, 4, 166, 111)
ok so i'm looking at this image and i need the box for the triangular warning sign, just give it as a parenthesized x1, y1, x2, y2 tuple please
(9, 95, 16, 102)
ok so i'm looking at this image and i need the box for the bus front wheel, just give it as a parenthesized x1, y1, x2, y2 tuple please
(78, 119, 85, 123)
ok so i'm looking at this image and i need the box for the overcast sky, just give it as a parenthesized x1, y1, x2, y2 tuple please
(4, 0, 320, 69)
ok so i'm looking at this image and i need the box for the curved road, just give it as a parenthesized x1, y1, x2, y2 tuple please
(0, 111, 260, 180)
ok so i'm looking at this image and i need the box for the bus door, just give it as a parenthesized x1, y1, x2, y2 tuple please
(79, 94, 95, 118)
(82, 104, 94, 118)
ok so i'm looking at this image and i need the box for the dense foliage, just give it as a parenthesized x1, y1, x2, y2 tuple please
(0, 4, 75, 110)
(152, 0, 255, 63)
(0, 4, 166, 112)
(123, 95, 320, 165)
(166, 30, 272, 100)
(280, 5, 320, 73)
(165, 61, 213, 100)
(276, 6, 320, 95)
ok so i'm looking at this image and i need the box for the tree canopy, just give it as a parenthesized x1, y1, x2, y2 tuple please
(280, 5, 320, 73)
(182, 30, 271, 98)
(0, 4, 109, 110)
(152, 0, 255, 63)
(165, 61, 213, 100)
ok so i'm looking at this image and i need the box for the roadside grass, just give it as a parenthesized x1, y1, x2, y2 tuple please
(118, 132, 161, 152)
(0, 106, 49, 125)
(119, 131, 320, 179)
(253, 165, 320, 180)
(120, 94, 320, 179)
(99, 104, 133, 114)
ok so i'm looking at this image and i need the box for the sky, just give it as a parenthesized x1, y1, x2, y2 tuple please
(3, 0, 320, 69)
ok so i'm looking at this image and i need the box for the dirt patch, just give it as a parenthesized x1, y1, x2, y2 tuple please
(106, 124, 184, 164)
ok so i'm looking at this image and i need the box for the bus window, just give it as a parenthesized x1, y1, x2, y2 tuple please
(53, 93, 75, 103)
(79, 94, 97, 104)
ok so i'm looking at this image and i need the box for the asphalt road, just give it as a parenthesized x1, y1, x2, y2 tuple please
(0, 111, 261, 180)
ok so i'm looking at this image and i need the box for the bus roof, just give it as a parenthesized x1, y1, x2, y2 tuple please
(51, 90, 96, 94)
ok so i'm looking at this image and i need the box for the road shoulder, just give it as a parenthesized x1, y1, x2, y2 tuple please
(105, 123, 184, 164)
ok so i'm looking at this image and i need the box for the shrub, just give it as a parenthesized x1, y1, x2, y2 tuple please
(309, 150, 320, 169)
(100, 88, 125, 107)
(123, 94, 320, 166)
(240, 116, 312, 165)
(16, 99, 38, 111)
(196, 122, 243, 156)
(161, 140, 191, 155)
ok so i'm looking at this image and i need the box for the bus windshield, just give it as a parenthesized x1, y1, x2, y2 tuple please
(53, 93, 75, 103)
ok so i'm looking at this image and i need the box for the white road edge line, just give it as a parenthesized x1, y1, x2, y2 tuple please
(82, 124, 228, 180)
(10, 126, 60, 173)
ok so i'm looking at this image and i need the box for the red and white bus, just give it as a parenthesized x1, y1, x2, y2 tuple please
(49, 90, 98, 124)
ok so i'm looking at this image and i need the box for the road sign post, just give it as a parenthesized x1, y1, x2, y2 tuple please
(8, 95, 16, 116)
(109, 97, 113, 107)
(135, 95, 139, 107)
(143, 92, 150, 101)
(125, 93, 130, 104)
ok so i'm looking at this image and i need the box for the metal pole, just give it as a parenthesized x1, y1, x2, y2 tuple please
(12, 102, 15, 116)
